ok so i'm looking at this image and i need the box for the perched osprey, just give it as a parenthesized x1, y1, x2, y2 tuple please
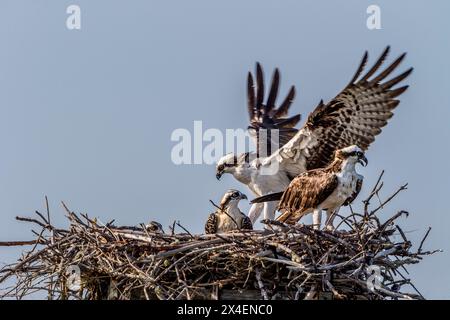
(204, 189, 253, 234)
(251, 145, 367, 230)
(216, 47, 412, 223)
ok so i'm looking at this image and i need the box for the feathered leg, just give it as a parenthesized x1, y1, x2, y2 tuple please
(263, 201, 277, 221)
(312, 209, 322, 229)
(248, 202, 264, 224)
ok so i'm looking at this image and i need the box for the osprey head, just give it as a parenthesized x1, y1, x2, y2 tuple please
(216, 153, 241, 180)
(220, 189, 248, 209)
(145, 221, 164, 233)
(335, 145, 368, 167)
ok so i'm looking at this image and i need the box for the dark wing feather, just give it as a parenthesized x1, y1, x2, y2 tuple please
(343, 177, 363, 206)
(247, 62, 301, 156)
(265, 68, 279, 114)
(274, 86, 296, 118)
(250, 192, 284, 204)
(204, 213, 218, 234)
(276, 170, 338, 224)
(240, 215, 253, 230)
(304, 47, 412, 170)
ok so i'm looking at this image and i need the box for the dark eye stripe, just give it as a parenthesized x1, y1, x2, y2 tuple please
(231, 192, 239, 198)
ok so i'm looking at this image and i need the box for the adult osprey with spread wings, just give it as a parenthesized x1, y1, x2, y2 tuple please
(215, 47, 412, 223)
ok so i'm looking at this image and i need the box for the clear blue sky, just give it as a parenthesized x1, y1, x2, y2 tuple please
(0, 0, 449, 299)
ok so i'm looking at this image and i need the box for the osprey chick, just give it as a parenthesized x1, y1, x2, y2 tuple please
(205, 190, 253, 234)
(251, 145, 366, 230)
(145, 221, 164, 234)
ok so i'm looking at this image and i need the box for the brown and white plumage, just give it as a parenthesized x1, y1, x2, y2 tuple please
(268, 46, 412, 175)
(145, 221, 164, 234)
(216, 47, 411, 223)
(204, 190, 253, 234)
(277, 170, 339, 224)
(252, 145, 366, 229)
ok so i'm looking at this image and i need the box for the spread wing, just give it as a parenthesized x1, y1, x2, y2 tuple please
(240, 215, 253, 230)
(204, 213, 218, 234)
(276, 170, 338, 224)
(247, 63, 301, 156)
(264, 47, 412, 177)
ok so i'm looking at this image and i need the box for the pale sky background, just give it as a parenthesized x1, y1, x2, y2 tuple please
(0, 0, 449, 299)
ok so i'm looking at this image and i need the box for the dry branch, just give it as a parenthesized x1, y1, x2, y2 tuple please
(0, 173, 439, 300)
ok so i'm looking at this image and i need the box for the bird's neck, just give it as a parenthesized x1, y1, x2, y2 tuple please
(342, 159, 357, 172)
(222, 204, 241, 219)
(329, 158, 356, 174)
(231, 165, 252, 185)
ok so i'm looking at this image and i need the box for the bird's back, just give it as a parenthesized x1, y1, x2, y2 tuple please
(277, 169, 338, 223)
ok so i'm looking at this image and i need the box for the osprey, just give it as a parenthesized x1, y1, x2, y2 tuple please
(145, 221, 164, 234)
(251, 145, 367, 230)
(216, 47, 412, 223)
(204, 189, 253, 234)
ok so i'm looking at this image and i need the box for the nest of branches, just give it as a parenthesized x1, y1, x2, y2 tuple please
(0, 172, 439, 300)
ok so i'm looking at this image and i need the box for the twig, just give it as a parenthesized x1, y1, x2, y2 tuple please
(418, 227, 432, 253)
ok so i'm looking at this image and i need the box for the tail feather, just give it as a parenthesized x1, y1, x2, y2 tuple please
(250, 192, 283, 204)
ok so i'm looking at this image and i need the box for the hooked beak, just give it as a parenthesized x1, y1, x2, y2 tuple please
(216, 172, 223, 180)
(358, 155, 368, 167)
(240, 193, 248, 200)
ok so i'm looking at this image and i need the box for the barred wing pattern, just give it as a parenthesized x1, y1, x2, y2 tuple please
(265, 47, 412, 176)
(204, 213, 218, 234)
(247, 63, 301, 156)
(240, 215, 253, 230)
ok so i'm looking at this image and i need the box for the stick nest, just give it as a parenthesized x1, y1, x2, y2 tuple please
(0, 173, 439, 300)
